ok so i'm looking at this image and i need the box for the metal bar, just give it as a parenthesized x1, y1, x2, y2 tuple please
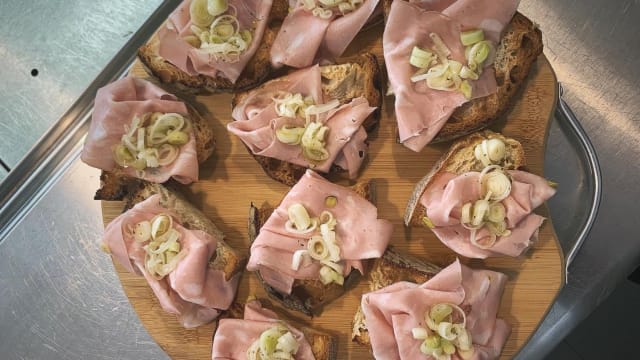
(0, 0, 183, 243)
(556, 83, 602, 272)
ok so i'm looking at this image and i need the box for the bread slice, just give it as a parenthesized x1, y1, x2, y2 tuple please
(137, 0, 289, 94)
(248, 180, 374, 316)
(94, 102, 214, 201)
(222, 300, 338, 360)
(382, 0, 543, 142)
(232, 53, 383, 186)
(351, 247, 441, 346)
(107, 181, 246, 280)
(404, 130, 525, 227)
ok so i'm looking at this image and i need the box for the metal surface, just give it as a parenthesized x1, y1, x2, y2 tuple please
(0, 0, 183, 243)
(0, 0, 161, 169)
(0, 150, 168, 360)
(0, 0, 639, 360)
(556, 84, 602, 270)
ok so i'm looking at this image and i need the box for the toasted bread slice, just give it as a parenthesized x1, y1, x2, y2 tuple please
(404, 130, 525, 227)
(351, 247, 441, 346)
(382, 1, 543, 142)
(248, 180, 373, 316)
(232, 53, 383, 186)
(137, 0, 289, 94)
(223, 300, 338, 360)
(109, 181, 246, 280)
(94, 102, 214, 201)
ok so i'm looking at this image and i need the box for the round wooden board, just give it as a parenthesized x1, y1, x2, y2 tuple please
(101, 24, 563, 360)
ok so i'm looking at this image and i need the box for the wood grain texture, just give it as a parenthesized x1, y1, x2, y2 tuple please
(101, 24, 563, 360)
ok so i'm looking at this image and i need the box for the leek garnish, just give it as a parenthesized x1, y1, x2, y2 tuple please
(134, 214, 186, 280)
(187, 0, 252, 62)
(114, 112, 189, 173)
(412, 303, 474, 359)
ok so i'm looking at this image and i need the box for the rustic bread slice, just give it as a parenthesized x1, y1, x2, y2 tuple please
(137, 0, 289, 94)
(351, 247, 441, 346)
(108, 181, 246, 280)
(232, 53, 383, 186)
(382, 0, 543, 142)
(404, 130, 525, 227)
(94, 102, 214, 201)
(248, 180, 374, 316)
(223, 300, 338, 360)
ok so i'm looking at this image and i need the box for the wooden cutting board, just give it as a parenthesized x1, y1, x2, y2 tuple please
(101, 23, 563, 360)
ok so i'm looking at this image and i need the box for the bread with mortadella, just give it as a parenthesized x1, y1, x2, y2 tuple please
(383, 0, 543, 151)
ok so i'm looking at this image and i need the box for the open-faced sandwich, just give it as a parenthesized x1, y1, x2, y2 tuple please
(248, 170, 393, 315)
(138, 0, 289, 93)
(270, 0, 381, 68)
(229, 53, 382, 186)
(212, 299, 337, 359)
(383, 0, 543, 151)
(82, 76, 214, 200)
(405, 130, 556, 258)
(100, 181, 246, 328)
(353, 253, 511, 360)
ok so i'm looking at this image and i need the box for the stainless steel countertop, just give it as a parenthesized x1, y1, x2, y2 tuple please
(1, 0, 639, 359)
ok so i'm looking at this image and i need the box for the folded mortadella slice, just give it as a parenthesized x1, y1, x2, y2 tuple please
(227, 66, 376, 178)
(384, 0, 519, 152)
(157, 0, 273, 83)
(270, 0, 379, 68)
(361, 259, 511, 360)
(247, 170, 393, 294)
(212, 300, 315, 359)
(102, 195, 241, 328)
(420, 170, 556, 258)
(81, 77, 198, 184)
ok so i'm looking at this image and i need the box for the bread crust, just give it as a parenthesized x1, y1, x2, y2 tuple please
(382, 0, 543, 142)
(351, 247, 441, 346)
(248, 180, 374, 316)
(137, 0, 289, 94)
(232, 53, 384, 186)
(404, 130, 525, 227)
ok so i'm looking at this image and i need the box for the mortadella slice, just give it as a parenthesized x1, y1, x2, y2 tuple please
(270, 0, 379, 68)
(81, 77, 199, 184)
(212, 300, 315, 359)
(384, 0, 519, 152)
(420, 170, 556, 258)
(102, 195, 241, 328)
(361, 259, 511, 360)
(158, 0, 273, 83)
(227, 66, 375, 178)
(247, 170, 393, 294)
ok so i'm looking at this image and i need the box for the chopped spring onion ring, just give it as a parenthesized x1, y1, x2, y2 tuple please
(471, 199, 490, 227)
(312, 7, 333, 18)
(207, 0, 228, 17)
(247, 326, 298, 360)
(410, 46, 435, 69)
(319, 265, 344, 285)
(459, 80, 472, 99)
(287, 203, 313, 232)
(437, 322, 456, 341)
(460, 29, 485, 46)
(276, 125, 305, 145)
(276, 331, 299, 354)
(441, 339, 456, 355)
(319, 210, 336, 228)
(429, 32, 451, 59)
(422, 216, 435, 229)
(487, 221, 511, 237)
(412, 327, 429, 340)
(151, 214, 172, 239)
(307, 236, 329, 260)
(304, 99, 340, 123)
(468, 40, 493, 66)
(291, 250, 310, 270)
(320, 259, 343, 274)
(479, 166, 512, 202)
(487, 203, 506, 223)
(157, 144, 179, 166)
(190, 0, 215, 27)
(460, 66, 479, 80)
